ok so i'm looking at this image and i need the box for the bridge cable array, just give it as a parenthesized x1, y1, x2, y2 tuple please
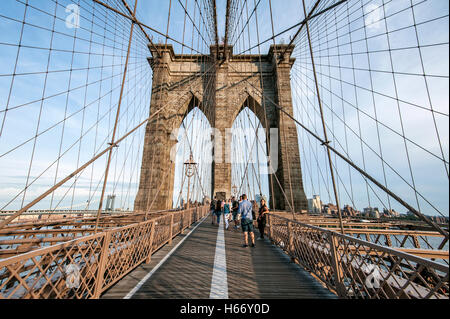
(0, 0, 447, 245)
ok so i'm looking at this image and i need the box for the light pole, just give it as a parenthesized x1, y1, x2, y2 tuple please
(184, 154, 197, 209)
(232, 184, 238, 198)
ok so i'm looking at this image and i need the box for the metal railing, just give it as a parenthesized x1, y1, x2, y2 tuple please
(0, 208, 190, 259)
(267, 214, 449, 299)
(0, 210, 135, 217)
(0, 206, 209, 299)
(2, 207, 446, 299)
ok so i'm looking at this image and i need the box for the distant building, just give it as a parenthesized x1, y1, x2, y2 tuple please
(323, 203, 338, 215)
(383, 208, 400, 218)
(308, 195, 322, 214)
(363, 207, 380, 219)
(105, 194, 116, 211)
(343, 205, 358, 217)
(431, 215, 449, 224)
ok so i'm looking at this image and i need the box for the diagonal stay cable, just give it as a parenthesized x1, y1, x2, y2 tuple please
(227, 62, 448, 238)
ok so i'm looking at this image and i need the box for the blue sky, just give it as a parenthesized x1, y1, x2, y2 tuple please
(292, 0, 449, 216)
(0, 0, 448, 217)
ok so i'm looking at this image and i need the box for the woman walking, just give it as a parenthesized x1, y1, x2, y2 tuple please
(257, 198, 269, 239)
(223, 199, 231, 230)
(215, 199, 223, 225)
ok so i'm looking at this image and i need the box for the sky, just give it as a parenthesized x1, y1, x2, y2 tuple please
(0, 0, 448, 217)
(290, 0, 449, 216)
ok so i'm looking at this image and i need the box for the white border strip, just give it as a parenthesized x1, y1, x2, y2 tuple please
(209, 215, 228, 299)
(124, 215, 209, 299)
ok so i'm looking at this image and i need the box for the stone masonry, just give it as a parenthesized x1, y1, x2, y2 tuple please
(134, 44, 307, 212)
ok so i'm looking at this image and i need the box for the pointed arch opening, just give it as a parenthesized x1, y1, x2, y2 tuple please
(232, 93, 269, 131)
(172, 104, 213, 208)
(231, 106, 271, 207)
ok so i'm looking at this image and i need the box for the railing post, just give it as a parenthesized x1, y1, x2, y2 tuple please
(168, 213, 174, 245)
(188, 208, 192, 227)
(94, 231, 111, 299)
(145, 221, 156, 264)
(180, 211, 184, 231)
(328, 232, 346, 298)
(287, 221, 294, 261)
(180, 211, 184, 233)
(268, 215, 273, 241)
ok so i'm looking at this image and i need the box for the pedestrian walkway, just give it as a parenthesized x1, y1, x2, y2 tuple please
(102, 214, 336, 299)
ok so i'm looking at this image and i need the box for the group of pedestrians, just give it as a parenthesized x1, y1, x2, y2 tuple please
(209, 194, 269, 248)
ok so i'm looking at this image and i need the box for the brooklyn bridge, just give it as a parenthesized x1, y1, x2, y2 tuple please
(0, 0, 448, 300)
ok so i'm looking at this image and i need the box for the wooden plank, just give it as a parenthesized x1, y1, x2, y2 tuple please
(101, 217, 337, 299)
(102, 219, 217, 299)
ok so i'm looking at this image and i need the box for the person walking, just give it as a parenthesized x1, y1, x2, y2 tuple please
(257, 198, 269, 240)
(238, 194, 255, 248)
(223, 199, 231, 230)
(251, 200, 257, 220)
(215, 199, 223, 225)
(231, 196, 240, 229)
(210, 196, 217, 225)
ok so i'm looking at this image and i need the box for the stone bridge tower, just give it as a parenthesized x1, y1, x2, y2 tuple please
(134, 44, 307, 212)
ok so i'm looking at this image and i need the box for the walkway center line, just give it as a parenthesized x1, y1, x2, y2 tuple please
(209, 214, 228, 299)
(124, 214, 209, 299)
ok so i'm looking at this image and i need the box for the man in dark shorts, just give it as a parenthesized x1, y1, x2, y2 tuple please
(237, 194, 255, 248)
(231, 196, 240, 229)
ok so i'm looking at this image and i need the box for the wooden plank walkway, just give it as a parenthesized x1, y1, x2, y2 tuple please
(102, 215, 336, 299)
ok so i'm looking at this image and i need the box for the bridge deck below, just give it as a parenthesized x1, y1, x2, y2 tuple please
(102, 215, 336, 299)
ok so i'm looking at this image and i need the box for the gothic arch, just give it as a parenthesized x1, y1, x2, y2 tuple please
(231, 91, 269, 132)
(170, 90, 213, 132)
(171, 104, 213, 208)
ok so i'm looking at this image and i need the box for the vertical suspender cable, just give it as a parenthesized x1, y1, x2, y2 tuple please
(299, 0, 345, 233)
(95, 0, 139, 232)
